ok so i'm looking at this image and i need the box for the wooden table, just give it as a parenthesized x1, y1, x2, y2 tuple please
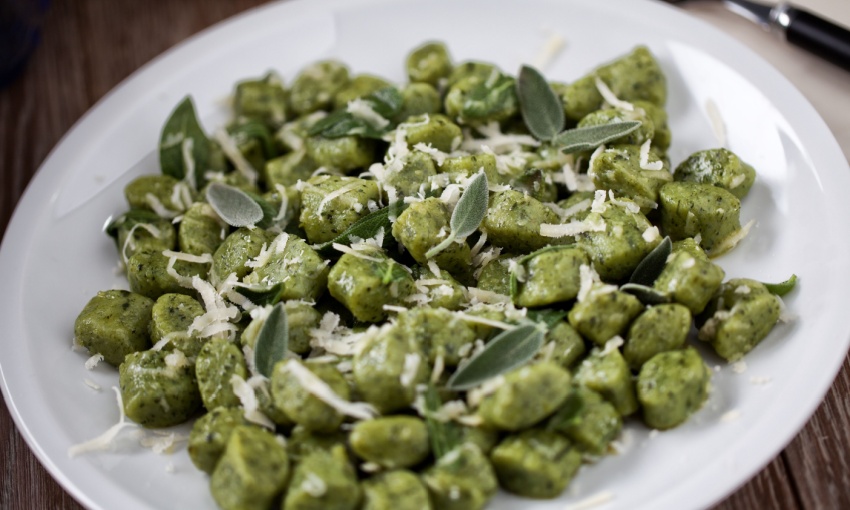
(1, 0, 848, 508)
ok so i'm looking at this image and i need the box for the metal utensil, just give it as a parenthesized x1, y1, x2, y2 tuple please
(666, 0, 850, 71)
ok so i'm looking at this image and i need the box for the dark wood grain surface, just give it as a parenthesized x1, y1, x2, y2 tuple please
(1, 1, 848, 509)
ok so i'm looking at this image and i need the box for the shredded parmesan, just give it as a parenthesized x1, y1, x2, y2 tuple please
(400, 353, 421, 387)
(709, 219, 755, 256)
(283, 360, 378, 420)
(532, 32, 567, 70)
(639, 140, 664, 171)
(720, 409, 741, 423)
(83, 378, 102, 391)
(595, 76, 633, 111)
(230, 374, 275, 429)
(214, 128, 259, 186)
(347, 98, 390, 130)
(705, 98, 727, 147)
(564, 491, 615, 510)
(85, 354, 104, 370)
(540, 215, 606, 238)
(68, 387, 137, 458)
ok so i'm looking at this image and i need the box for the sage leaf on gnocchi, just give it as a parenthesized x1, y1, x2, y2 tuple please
(425, 171, 489, 259)
(553, 120, 642, 154)
(205, 182, 264, 227)
(447, 323, 544, 390)
(517, 64, 564, 141)
(254, 302, 289, 378)
(159, 96, 220, 188)
(628, 236, 672, 286)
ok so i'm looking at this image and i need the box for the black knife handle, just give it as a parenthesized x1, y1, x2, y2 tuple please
(784, 7, 850, 71)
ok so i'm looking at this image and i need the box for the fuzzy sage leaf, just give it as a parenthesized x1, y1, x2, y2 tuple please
(763, 274, 798, 296)
(313, 202, 406, 255)
(425, 172, 489, 259)
(159, 96, 221, 188)
(424, 383, 460, 459)
(236, 283, 285, 307)
(517, 65, 564, 141)
(206, 182, 264, 228)
(553, 121, 642, 154)
(446, 323, 544, 390)
(254, 302, 289, 378)
(629, 236, 672, 286)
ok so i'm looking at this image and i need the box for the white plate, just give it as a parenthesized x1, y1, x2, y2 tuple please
(2, 0, 849, 509)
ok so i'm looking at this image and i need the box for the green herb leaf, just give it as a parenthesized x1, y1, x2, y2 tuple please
(206, 182, 264, 227)
(763, 274, 798, 296)
(313, 202, 406, 255)
(620, 283, 670, 305)
(254, 302, 289, 378)
(104, 209, 163, 246)
(553, 121, 642, 154)
(308, 87, 403, 139)
(159, 96, 220, 188)
(629, 236, 672, 286)
(447, 323, 544, 390)
(424, 383, 460, 460)
(227, 118, 277, 160)
(425, 172, 489, 259)
(236, 283, 285, 307)
(525, 309, 569, 329)
(462, 73, 518, 121)
(243, 190, 279, 230)
(517, 65, 564, 141)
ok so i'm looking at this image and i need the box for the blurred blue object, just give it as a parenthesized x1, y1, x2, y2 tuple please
(0, 0, 51, 88)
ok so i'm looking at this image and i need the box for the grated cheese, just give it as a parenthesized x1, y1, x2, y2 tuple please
(68, 387, 137, 458)
(532, 32, 567, 70)
(595, 76, 633, 111)
(705, 98, 727, 147)
(400, 353, 422, 387)
(413, 142, 450, 166)
(145, 193, 181, 219)
(720, 409, 741, 423)
(564, 491, 615, 510)
(347, 98, 390, 130)
(282, 360, 378, 420)
(540, 215, 606, 238)
(709, 219, 755, 256)
(460, 121, 540, 153)
(642, 226, 661, 243)
(230, 374, 275, 429)
(85, 354, 104, 370)
(639, 140, 664, 171)
(83, 378, 102, 391)
(302, 471, 328, 497)
(214, 128, 259, 186)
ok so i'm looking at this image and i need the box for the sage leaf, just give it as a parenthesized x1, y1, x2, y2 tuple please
(313, 202, 405, 255)
(243, 190, 279, 229)
(763, 274, 798, 296)
(424, 384, 460, 459)
(629, 236, 672, 286)
(447, 323, 544, 390)
(308, 86, 403, 139)
(462, 73, 518, 121)
(425, 172, 489, 259)
(206, 182, 264, 227)
(254, 302, 289, 378)
(228, 118, 277, 160)
(236, 283, 285, 307)
(517, 65, 564, 141)
(553, 121, 642, 154)
(525, 309, 568, 329)
(159, 96, 221, 188)
(620, 283, 670, 305)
